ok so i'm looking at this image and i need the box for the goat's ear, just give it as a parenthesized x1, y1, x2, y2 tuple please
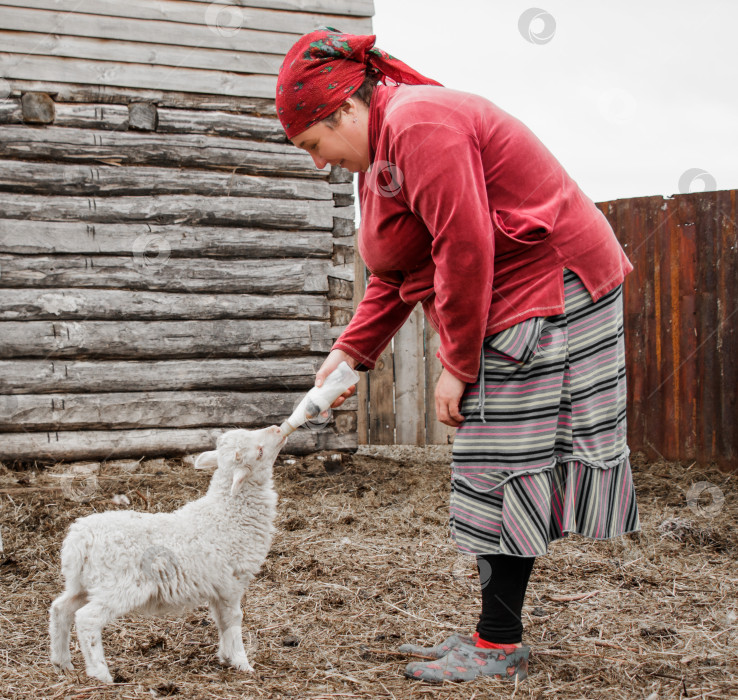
(194, 450, 218, 469)
(230, 466, 251, 495)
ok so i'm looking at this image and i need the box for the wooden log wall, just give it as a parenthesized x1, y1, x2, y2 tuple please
(0, 0, 374, 461)
(598, 191, 737, 470)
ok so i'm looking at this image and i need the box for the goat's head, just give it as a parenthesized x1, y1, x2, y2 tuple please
(194, 426, 286, 495)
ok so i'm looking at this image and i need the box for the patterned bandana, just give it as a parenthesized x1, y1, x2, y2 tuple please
(276, 27, 442, 139)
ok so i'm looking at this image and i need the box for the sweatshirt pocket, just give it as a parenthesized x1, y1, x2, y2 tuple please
(492, 209, 551, 259)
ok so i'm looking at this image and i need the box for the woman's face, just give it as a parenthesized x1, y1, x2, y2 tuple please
(291, 99, 370, 173)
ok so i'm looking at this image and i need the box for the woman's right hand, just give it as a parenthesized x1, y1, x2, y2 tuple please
(316, 349, 358, 408)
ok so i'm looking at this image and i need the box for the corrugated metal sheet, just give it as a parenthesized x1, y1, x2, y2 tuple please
(597, 190, 737, 469)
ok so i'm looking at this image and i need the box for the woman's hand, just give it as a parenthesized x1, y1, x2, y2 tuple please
(435, 368, 466, 427)
(316, 349, 358, 408)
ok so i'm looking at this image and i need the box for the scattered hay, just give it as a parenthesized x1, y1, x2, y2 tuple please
(0, 449, 736, 698)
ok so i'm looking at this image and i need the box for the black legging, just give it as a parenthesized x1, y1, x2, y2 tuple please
(476, 554, 536, 644)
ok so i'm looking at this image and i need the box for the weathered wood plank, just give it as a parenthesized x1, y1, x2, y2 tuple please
(0, 193, 334, 228)
(0, 30, 286, 77)
(0, 52, 277, 98)
(0, 99, 21, 123)
(0, 160, 334, 199)
(0, 8, 295, 54)
(0, 357, 325, 394)
(172, 0, 374, 17)
(0, 389, 357, 431)
(0, 319, 334, 358)
(157, 107, 286, 142)
(0, 289, 329, 322)
(393, 305, 424, 445)
(0, 125, 318, 176)
(0, 255, 331, 294)
(424, 324, 456, 445)
(0, 2, 372, 37)
(0, 221, 333, 257)
(0, 98, 287, 140)
(352, 233, 367, 444)
(0, 426, 357, 461)
(1, 79, 279, 115)
(368, 345, 395, 444)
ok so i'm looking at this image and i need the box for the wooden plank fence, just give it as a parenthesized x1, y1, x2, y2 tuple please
(353, 239, 455, 446)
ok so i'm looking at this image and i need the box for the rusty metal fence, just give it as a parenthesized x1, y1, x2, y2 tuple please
(354, 189, 737, 470)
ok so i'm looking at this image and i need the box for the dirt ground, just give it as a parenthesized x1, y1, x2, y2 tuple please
(0, 445, 736, 699)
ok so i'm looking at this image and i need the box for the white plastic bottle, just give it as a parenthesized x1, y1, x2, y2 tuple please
(280, 361, 360, 436)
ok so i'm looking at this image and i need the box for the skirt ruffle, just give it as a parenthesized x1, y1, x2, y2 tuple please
(450, 451, 640, 557)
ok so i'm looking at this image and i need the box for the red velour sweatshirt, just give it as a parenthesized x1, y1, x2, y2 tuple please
(332, 83, 633, 383)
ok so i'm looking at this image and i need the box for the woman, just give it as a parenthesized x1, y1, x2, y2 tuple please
(276, 28, 640, 683)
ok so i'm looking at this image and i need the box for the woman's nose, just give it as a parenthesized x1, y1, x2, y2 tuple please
(311, 153, 327, 169)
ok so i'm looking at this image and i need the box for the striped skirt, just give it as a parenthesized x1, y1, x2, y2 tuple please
(449, 269, 640, 557)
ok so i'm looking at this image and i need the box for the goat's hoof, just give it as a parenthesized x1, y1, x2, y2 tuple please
(52, 659, 74, 672)
(87, 668, 113, 684)
(231, 658, 254, 673)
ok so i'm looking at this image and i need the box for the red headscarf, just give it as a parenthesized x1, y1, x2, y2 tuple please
(276, 27, 442, 139)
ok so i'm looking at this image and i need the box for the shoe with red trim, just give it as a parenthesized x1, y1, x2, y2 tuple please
(398, 633, 475, 659)
(404, 641, 530, 683)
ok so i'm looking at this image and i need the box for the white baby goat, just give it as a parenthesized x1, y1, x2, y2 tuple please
(49, 426, 285, 683)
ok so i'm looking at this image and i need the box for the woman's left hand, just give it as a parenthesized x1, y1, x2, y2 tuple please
(435, 368, 466, 427)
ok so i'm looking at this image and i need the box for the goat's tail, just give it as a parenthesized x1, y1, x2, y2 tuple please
(59, 523, 92, 594)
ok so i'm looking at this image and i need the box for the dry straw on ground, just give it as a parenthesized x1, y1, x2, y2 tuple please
(0, 446, 736, 699)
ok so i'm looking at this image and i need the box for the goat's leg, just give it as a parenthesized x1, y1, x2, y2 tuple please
(209, 596, 252, 672)
(75, 601, 116, 683)
(50, 590, 88, 670)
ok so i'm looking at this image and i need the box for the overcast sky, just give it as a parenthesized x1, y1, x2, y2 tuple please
(369, 0, 736, 204)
